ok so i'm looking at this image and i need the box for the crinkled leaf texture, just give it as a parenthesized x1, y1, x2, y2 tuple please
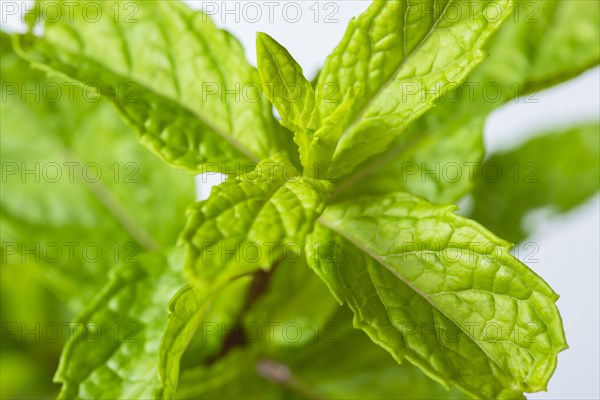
(156, 277, 251, 400)
(181, 159, 332, 286)
(306, 0, 514, 177)
(307, 193, 567, 398)
(332, 0, 600, 205)
(15, 0, 296, 172)
(54, 252, 185, 399)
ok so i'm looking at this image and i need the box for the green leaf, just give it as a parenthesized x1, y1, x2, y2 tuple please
(270, 307, 465, 399)
(256, 32, 319, 168)
(174, 348, 292, 399)
(15, 0, 296, 173)
(310, 0, 513, 178)
(0, 265, 65, 398)
(54, 251, 185, 399)
(307, 192, 567, 398)
(242, 257, 340, 347)
(469, 123, 600, 243)
(156, 277, 252, 400)
(174, 308, 464, 399)
(332, 0, 600, 204)
(181, 159, 332, 287)
(1, 31, 193, 310)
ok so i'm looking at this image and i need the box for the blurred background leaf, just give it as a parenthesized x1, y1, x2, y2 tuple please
(468, 124, 600, 243)
(1, 32, 194, 398)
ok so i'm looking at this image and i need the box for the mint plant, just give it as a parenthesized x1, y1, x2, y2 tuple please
(1, 0, 599, 399)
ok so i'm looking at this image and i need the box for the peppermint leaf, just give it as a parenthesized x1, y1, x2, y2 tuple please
(332, 0, 600, 204)
(307, 192, 567, 398)
(181, 159, 332, 286)
(470, 123, 600, 242)
(311, 0, 514, 177)
(15, 0, 296, 172)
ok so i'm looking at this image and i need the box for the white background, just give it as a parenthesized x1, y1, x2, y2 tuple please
(2, 1, 599, 398)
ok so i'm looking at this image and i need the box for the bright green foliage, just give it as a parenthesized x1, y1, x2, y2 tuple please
(332, 0, 600, 204)
(181, 159, 332, 286)
(1, 32, 193, 311)
(16, 0, 296, 172)
(312, 0, 513, 177)
(3, 0, 598, 399)
(470, 124, 600, 243)
(256, 0, 515, 178)
(308, 193, 567, 398)
(256, 32, 319, 165)
(54, 252, 185, 399)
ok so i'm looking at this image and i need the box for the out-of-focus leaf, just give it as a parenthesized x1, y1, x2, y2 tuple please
(0, 266, 63, 399)
(1, 32, 194, 310)
(469, 124, 600, 243)
(174, 348, 293, 399)
(241, 257, 339, 347)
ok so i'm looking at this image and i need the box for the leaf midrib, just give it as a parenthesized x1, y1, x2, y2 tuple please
(53, 135, 161, 251)
(31, 37, 261, 164)
(327, 0, 456, 161)
(316, 215, 507, 376)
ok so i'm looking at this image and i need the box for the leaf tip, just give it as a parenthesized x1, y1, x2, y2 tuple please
(255, 31, 271, 47)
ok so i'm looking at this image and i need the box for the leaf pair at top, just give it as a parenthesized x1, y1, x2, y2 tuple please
(257, 0, 515, 179)
(7, 0, 599, 399)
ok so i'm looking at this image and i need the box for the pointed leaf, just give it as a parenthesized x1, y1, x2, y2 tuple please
(256, 32, 319, 167)
(311, 0, 513, 177)
(333, 0, 600, 204)
(307, 192, 567, 398)
(181, 159, 332, 286)
(15, 0, 296, 172)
